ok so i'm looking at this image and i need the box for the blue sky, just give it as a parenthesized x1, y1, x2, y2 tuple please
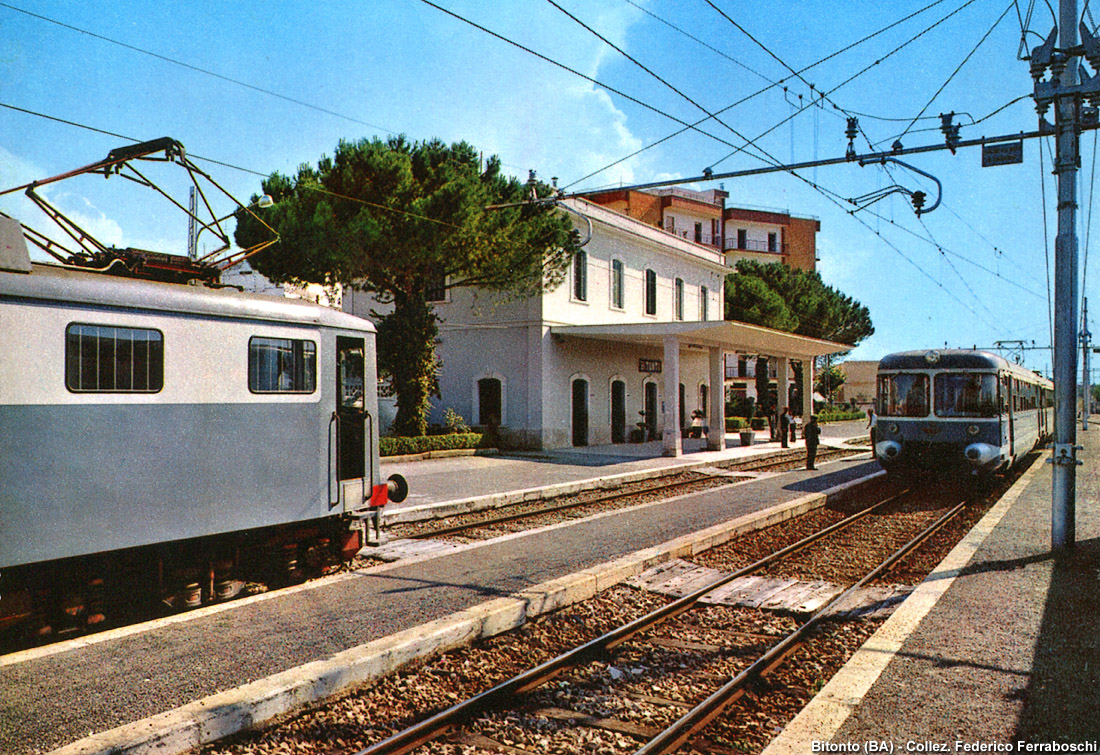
(0, 0, 1083, 377)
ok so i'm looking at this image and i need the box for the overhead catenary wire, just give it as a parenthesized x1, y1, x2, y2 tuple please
(0, 2, 398, 137)
(894, 0, 1017, 143)
(702, 0, 988, 172)
(546, 0, 1012, 329)
(0, 101, 269, 178)
(558, 2, 1007, 334)
(545, 0, 779, 170)
(563, 0, 966, 190)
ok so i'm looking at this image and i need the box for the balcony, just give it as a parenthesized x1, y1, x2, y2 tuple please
(724, 238, 788, 254)
(662, 223, 722, 248)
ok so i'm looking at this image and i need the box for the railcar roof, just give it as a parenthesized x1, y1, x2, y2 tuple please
(0, 263, 374, 332)
(878, 349, 1051, 388)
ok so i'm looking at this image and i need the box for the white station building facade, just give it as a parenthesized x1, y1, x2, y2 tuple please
(344, 194, 848, 456)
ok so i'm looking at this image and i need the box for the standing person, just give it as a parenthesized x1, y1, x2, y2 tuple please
(779, 407, 792, 448)
(866, 406, 877, 451)
(804, 414, 821, 470)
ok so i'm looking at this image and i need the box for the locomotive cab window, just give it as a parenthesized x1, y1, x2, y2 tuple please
(66, 323, 163, 393)
(249, 337, 316, 393)
(934, 373, 998, 418)
(878, 373, 929, 417)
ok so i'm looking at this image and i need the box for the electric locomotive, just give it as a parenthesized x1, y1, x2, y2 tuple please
(0, 138, 406, 644)
(874, 349, 1052, 477)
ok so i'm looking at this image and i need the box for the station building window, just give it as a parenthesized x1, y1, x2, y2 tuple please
(65, 323, 163, 393)
(573, 250, 588, 302)
(610, 258, 624, 310)
(644, 269, 657, 315)
(674, 278, 684, 320)
(700, 285, 709, 321)
(249, 337, 317, 393)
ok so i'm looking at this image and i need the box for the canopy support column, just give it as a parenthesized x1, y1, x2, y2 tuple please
(707, 346, 725, 451)
(663, 335, 682, 457)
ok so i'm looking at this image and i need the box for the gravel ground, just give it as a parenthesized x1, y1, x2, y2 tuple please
(196, 456, 1038, 755)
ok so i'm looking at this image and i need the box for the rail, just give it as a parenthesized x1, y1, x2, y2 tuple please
(352, 486, 908, 755)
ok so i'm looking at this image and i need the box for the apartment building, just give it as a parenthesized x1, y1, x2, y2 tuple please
(584, 187, 820, 272)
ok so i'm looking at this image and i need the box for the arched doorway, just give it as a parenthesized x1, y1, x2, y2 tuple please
(611, 380, 626, 443)
(572, 378, 589, 447)
(644, 381, 658, 440)
(477, 377, 502, 426)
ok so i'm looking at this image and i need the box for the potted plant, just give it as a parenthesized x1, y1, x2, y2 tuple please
(739, 400, 756, 446)
(689, 409, 706, 439)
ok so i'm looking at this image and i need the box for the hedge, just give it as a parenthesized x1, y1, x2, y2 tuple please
(380, 432, 485, 457)
(726, 417, 769, 432)
(817, 409, 865, 423)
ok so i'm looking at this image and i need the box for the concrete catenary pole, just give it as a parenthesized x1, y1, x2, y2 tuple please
(1051, 0, 1079, 548)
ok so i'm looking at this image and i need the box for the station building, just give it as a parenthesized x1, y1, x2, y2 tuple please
(344, 191, 847, 455)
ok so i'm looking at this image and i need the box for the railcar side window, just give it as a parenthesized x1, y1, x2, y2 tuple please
(934, 373, 998, 418)
(877, 373, 929, 417)
(65, 324, 163, 393)
(249, 337, 316, 393)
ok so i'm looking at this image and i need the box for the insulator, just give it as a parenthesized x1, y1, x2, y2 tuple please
(845, 117, 859, 141)
(911, 191, 926, 214)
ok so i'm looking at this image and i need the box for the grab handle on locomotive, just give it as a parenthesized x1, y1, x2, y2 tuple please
(328, 411, 339, 508)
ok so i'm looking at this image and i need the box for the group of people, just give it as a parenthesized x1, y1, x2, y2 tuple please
(776, 406, 821, 470)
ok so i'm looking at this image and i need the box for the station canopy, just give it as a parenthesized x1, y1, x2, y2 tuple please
(550, 320, 850, 360)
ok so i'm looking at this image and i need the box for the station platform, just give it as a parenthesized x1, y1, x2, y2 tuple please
(765, 429, 1100, 752)
(383, 419, 867, 519)
(3, 426, 877, 755)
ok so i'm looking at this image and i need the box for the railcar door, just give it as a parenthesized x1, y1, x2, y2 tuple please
(1002, 374, 1015, 457)
(336, 337, 366, 485)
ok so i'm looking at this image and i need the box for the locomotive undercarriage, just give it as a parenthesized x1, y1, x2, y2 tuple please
(0, 516, 364, 652)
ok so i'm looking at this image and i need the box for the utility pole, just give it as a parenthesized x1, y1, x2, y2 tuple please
(1084, 297, 1092, 429)
(1032, 0, 1085, 548)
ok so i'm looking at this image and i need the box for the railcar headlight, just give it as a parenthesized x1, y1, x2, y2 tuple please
(967, 424, 980, 436)
(888, 423, 898, 433)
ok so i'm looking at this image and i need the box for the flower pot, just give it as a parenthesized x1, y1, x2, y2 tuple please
(739, 430, 755, 446)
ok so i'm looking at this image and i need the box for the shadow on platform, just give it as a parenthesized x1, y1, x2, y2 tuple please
(1014, 535, 1100, 740)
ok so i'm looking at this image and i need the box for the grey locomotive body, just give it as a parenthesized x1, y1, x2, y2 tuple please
(0, 260, 399, 638)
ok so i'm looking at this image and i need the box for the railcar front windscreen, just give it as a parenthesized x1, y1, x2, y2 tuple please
(934, 373, 999, 417)
(878, 373, 929, 417)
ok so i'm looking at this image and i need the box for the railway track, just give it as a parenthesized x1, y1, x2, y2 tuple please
(199, 460, 1023, 755)
(1, 446, 862, 656)
(388, 446, 866, 541)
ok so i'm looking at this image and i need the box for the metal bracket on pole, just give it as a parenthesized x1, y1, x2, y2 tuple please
(1048, 443, 1084, 465)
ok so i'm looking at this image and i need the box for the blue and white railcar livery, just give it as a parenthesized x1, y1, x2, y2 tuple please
(874, 349, 1052, 477)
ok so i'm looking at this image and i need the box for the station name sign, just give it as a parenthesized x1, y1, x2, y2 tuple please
(639, 358, 662, 373)
(981, 140, 1023, 167)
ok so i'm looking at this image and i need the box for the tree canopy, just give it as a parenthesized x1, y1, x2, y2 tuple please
(235, 136, 581, 435)
(724, 259, 874, 347)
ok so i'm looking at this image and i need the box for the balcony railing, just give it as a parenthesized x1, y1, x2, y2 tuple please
(724, 238, 788, 254)
(662, 224, 722, 247)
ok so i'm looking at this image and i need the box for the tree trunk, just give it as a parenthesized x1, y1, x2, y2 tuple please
(376, 290, 440, 438)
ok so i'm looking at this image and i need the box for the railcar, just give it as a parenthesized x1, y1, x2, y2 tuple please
(874, 349, 1053, 478)
(0, 230, 405, 642)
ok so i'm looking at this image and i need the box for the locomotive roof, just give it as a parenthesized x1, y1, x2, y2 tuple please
(0, 262, 375, 332)
(878, 349, 1051, 387)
